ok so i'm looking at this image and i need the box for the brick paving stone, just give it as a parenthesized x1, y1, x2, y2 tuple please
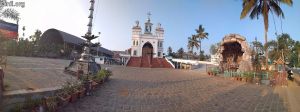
(4, 56, 75, 91)
(61, 65, 290, 112)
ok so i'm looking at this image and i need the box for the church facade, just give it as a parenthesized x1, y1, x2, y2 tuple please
(126, 13, 173, 68)
(130, 13, 164, 58)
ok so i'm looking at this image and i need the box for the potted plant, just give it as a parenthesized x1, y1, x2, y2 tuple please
(241, 72, 248, 82)
(254, 72, 261, 85)
(212, 68, 219, 76)
(44, 96, 58, 112)
(70, 81, 80, 103)
(207, 71, 211, 75)
(91, 80, 98, 90)
(31, 98, 43, 112)
(95, 69, 108, 83)
(57, 92, 71, 107)
(75, 81, 86, 98)
(237, 73, 242, 81)
(207, 68, 212, 75)
(57, 81, 72, 107)
(94, 71, 104, 84)
(248, 72, 255, 83)
(98, 69, 112, 82)
(22, 96, 34, 111)
(10, 103, 23, 112)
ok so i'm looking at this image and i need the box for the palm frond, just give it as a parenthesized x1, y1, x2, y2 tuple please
(240, 0, 256, 19)
(279, 0, 293, 6)
(249, 1, 262, 19)
(269, 0, 285, 18)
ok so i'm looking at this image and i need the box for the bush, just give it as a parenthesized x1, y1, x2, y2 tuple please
(242, 71, 255, 78)
(208, 67, 219, 75)
(94, 69, 112, 81)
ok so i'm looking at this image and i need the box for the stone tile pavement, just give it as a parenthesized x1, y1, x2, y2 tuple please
(61, 65, 290, 112)
(4, 56, 75, 91)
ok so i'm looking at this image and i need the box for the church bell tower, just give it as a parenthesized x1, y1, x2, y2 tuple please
(144, 12, 153, 34)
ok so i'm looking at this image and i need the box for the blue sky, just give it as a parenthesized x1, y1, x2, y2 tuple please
(14, 0, 300, 54)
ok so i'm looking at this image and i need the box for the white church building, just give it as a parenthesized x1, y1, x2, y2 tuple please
(126, 13, 173, 68)
(130, 13, 164, 58)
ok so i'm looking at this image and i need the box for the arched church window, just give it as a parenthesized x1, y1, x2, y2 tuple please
(133, 40, 135, 46)
(136, 41, 138, 46)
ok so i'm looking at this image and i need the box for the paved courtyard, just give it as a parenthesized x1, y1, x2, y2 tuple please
(61, 65, 290, 112)
(3, 56, 75, 91)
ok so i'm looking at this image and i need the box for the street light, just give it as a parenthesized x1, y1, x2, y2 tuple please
(97, 32, 101, 56)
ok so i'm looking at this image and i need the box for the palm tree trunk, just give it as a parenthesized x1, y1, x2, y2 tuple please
(265, 30, 269, 70)
(191, 47, 194, 60)
(199, 40, 202, 61)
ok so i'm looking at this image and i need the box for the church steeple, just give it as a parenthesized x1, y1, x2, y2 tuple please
(144, 12, 153, 34)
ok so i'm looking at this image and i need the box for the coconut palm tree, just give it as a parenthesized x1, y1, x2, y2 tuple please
(240, 0, 293, 70)
(167, 46, 172, 56)
(195, 25, 208, 61)
(188, 35, 199, 59)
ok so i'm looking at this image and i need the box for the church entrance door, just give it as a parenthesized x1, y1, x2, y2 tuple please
(142, 42, 153, 60)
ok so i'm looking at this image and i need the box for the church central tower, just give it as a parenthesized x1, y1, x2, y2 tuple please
(144, 12, 153, 34)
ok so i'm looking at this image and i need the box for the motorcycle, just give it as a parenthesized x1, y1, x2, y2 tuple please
(287, 69, 294, 81)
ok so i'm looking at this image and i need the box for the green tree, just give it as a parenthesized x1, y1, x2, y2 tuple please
(265, 33, 294, 67)
(30, 30, 42, 44)
(199, 51, 205, 61)
(240, 0, 293, 70)
(252, 40, 264, 55)
(195, 25, 208, 61)
(295, 41, 300, 67)
(188, 35, 200, 59)
(167, 46, 172, 56)
(209, 44, 218, 55)
(251, 40, 264, 71)
(30, 30, 42, 55)
(193, 52, 198, 59)
(177, 47, 184, 59)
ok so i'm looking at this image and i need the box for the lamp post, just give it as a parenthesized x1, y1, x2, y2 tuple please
(78, 0, 100, 96)
(97, 32, 101, 56)
(64, 0, 101, 96)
